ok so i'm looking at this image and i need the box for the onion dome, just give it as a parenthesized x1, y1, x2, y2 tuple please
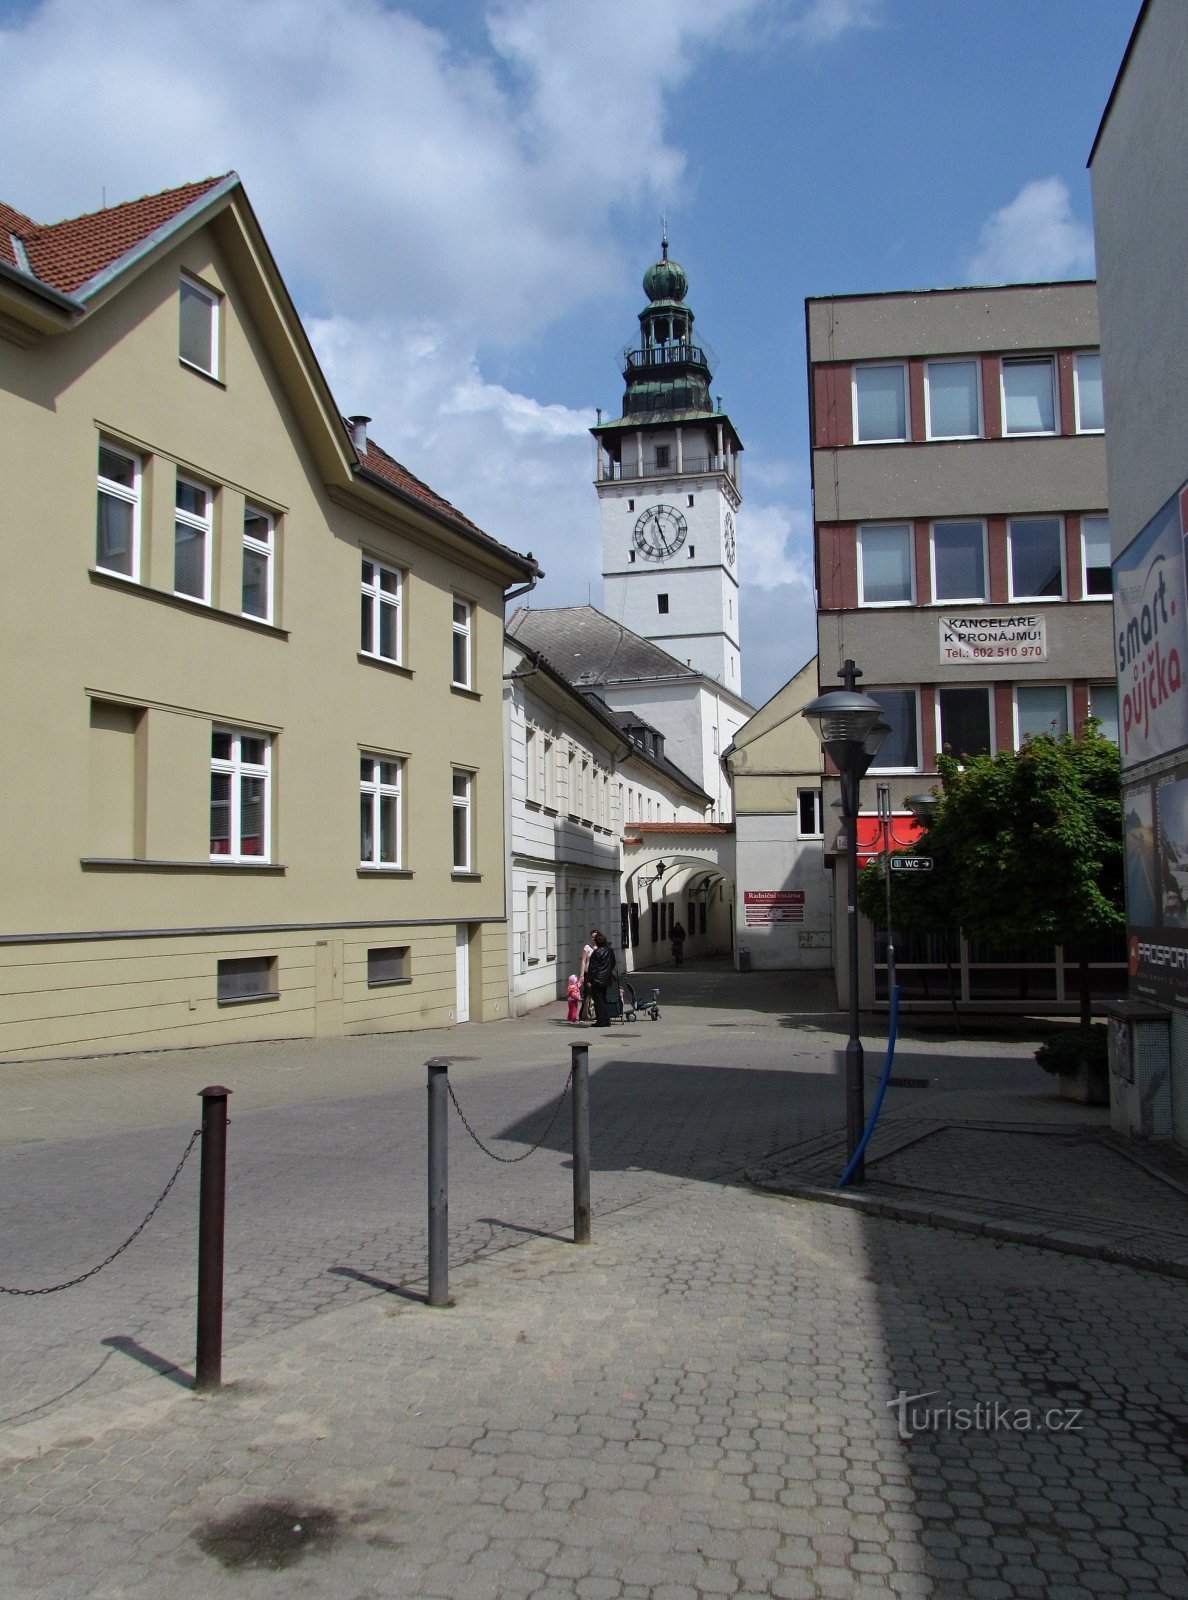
(643, 236, 688, 303)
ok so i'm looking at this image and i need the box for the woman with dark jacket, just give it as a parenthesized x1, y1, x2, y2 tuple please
(585, 932, 617, 1027)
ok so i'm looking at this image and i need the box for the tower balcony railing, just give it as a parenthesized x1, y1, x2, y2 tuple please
(599, 454, 734, 482)
(621, 342, 711, 375)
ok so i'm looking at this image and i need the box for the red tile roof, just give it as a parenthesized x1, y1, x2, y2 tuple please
(629, 822, 734, 834)
(2, 177, 229, 295)
(356, 433, 534, 569)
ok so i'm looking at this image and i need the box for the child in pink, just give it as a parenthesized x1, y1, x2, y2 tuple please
(566, 974, 581, 1024)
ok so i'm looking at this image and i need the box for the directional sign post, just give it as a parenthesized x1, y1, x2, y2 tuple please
(890, 855, 933, 872)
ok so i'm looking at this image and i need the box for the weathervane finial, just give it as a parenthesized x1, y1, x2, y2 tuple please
(660, 213, 668, 259)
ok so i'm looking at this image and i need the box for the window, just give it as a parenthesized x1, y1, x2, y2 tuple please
(853, 364, 908, 442)
(526, 885, 539, 962)
(361, 558, 402, 663)
(1016, 685, 1069, 744)
(1002, 357, 1056, 435)
(925, 360, 981, 439)
(858, 524, 914, 605)
(567, 748, 579, 818)
(1074, 352, 1104, 433)
(868, 690, 920, 772)
(174, 476, 212, 601)
(359, 754, 403, 868)
(96, 441, 140, 579)
(451, 770, 473, 872)
(655, 444, 670, 469)
(217, 955, 277, 1004)
(242, 505, 274, 621)
(367, 946, 410, 986)
(179, 275, 218, 377)
(657, 594, 669, 614)
(938, 687, 992, 760)
(543, 737, 557, 810)
(525, 725, 540, 805)
(451, 599, 473, 688)
(545, 886, 556, 959)
(211, 729, 270, 861)
(797, 788, 824, 837)
(1089, 683, 1119, 743)
(931, 521, 987, 602)
(1081, 516, 1111, 598)
(1008, 518, 1064, 599)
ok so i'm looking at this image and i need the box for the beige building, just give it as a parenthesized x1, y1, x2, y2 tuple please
(807, 281, 1120, 1009)
(723, 657, 830, 971)
(0, 175, 536, 1060)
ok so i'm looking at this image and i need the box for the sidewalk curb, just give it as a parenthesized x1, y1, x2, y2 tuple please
(745, 1170, 1188, 1282)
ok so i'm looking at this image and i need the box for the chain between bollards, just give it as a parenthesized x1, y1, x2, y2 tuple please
(194, 1085, 230, 1392)
(571, 1043, 590, 1245)
(427, 1059, 451, 1307)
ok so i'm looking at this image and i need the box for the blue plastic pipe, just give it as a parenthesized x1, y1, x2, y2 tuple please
(837, 984, 900, 1189)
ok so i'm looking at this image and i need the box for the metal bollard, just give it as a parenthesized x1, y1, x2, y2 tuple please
(427, 1059, 450, 1306)
(195, 1085, 230, 1392)
(571, 1043, 590, 1244)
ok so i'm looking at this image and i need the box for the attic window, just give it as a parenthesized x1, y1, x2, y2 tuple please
(180, 274, 219, 378)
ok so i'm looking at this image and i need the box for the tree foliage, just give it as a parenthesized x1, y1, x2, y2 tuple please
(857, 727, 1124, 950)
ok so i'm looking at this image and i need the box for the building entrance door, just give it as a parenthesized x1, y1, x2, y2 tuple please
(455, 924, 470, 1022)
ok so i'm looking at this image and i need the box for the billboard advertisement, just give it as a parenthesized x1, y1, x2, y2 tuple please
(1113, 485, 1188, 769)
(1123, 764, 1188, 1004)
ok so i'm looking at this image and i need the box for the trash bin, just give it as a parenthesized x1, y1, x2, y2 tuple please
(738, 947, 751, 973)
(1107, 998, 1171, 1137)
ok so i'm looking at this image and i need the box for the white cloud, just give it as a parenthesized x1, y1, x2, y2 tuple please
(0, 0, 870, 702)
(965, 177, 1095, 285)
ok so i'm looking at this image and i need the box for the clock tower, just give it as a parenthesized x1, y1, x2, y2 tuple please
(592, 238, 743, 690)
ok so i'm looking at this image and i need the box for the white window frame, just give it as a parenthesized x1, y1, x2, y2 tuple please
(96, 439, 141, 581)
(924, 359, 983, 441)
(451, 769, 473, 873)
(1008, 516, 1066, 601)
(1073, 352, 1104, 434)
(179, 273, 219, 378)
(526, 885, 540, 963)
(361, 557, 402, 664)
(929, 520, 988, 604)
(545, 885, 556, 960)
(174, 473, 213, 603)
(1080, 515, 1111, 600)
(451, 598, 473, 689)
(359, 752, 403, 869)
(797, 788, 824, 839)
(867, 688, 922, 775)
(936, 685, 995, 762)
(543, 737, 557, 811)
(1088, 682, 1119, 744)
(210, 727, 271, 863)
(1013, 684, 1071, 747)
(1001, 356, 1057, 437)
(525, 725, 541, 806)
(242, 504, 274, 623)
(857, 523, 915, 607)
(852, 362, 908, 444)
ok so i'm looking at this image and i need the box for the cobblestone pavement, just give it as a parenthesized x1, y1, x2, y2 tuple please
(3, 970, 1188, 1596)
(3, 1176, 1188, 1599)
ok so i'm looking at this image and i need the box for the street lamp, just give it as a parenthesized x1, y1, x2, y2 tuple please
(802, 659, 887, 1184)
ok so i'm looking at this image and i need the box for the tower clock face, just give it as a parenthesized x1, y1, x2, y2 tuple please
(724, 511, 736, 566)
(633, 503, 688, 561)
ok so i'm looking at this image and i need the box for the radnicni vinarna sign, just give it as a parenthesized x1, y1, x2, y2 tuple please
(1114, 485, 1188, 769)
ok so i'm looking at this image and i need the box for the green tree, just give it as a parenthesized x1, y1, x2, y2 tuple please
(858, 727, 1124, 1024)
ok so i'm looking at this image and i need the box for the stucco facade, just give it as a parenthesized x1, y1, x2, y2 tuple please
(725, 658, 831, 970)
(0, 177, 535, 1060)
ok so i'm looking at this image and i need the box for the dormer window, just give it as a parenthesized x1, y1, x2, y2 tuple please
(179, 274, 219, 377)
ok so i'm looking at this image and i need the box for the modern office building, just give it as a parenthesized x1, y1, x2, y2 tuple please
(806, 280, 1121, 1009)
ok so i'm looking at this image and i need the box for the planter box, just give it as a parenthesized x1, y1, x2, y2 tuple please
(1059, 1060, 1110, 1106)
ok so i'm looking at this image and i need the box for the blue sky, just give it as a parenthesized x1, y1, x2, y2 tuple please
(0, 0, 1138, 707)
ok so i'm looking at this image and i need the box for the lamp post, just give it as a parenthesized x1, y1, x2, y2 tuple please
(802, 659, 887, 1184)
